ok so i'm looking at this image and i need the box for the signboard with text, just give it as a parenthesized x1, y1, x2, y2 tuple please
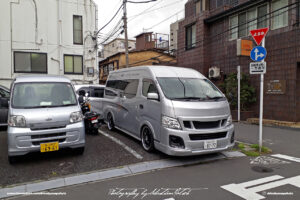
(250, 62, 266, 74)
(250, 28, 269, 45)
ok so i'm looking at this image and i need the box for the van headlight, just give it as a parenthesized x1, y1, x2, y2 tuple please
(162, 115, 181, 130)
(70, 112, 83, 123)
(8, 115, 26, 127)
(226, 115, 232, 126)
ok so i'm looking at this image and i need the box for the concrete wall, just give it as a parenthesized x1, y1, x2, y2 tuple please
(0, 0, 98, 88)
(103, 39, 136, 58)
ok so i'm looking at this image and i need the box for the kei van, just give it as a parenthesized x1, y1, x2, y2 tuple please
(103, 66, 235, 156)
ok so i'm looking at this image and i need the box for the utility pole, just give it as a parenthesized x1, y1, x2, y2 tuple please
(123, 0, 129, 68)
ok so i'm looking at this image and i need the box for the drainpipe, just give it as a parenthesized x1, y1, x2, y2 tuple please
(57, 0, 62, 74)
(10, 0, 20, 79)
(32, 0, 43, 45)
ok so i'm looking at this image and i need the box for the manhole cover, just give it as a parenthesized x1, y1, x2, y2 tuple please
(251, 166, 274, 173)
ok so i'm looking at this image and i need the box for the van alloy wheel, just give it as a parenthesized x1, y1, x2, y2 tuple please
(107, 113, 115, 131)
(141, 126, 154, 152)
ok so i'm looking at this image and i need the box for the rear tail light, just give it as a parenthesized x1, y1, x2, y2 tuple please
(89, 116, 98, 121)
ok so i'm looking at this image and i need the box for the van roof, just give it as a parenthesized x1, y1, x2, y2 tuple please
(14, 75, 71, 83)
(111, 65, 206, 79)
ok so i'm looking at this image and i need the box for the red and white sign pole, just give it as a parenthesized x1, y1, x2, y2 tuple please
(250, 28, 269, 153)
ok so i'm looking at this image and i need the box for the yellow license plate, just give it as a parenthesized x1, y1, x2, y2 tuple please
(40, 142, 59, 153)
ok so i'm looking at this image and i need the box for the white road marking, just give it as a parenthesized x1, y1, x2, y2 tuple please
(98, 129, 143, 160)
(271, 154, 300, 163)
(221, 175, 300, 200)
(250, 156, 290, 165)
(164, 198, 175, 200)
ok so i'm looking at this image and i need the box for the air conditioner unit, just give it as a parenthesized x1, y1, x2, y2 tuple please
(209, 66, 221, 79)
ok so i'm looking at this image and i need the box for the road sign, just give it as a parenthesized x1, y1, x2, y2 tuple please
(250, 46, 267, 62)
(250, 62, 266, 74)
(250, 28, 269, 45)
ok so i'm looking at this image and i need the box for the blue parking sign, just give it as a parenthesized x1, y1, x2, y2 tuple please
(250, 46, 267, 62)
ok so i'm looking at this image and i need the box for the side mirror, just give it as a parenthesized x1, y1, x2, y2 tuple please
(78, 96, 84, 104)
(147, 93, 159, 101)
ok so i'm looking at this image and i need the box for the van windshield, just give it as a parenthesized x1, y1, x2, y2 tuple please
(12, 82, 77, 108)
(157, 78, 225, 101)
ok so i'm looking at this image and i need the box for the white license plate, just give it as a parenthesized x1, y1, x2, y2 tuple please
(204, 140, 217, 149)
(92, 119, 98, 124)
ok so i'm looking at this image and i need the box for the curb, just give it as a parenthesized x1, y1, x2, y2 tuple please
(0, 151, 245, 199)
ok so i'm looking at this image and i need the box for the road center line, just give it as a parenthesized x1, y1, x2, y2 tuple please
(98, 129, 143, 160)
(271, 154, 300, 163)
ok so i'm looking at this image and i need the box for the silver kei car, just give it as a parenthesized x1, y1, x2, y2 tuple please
(7, 75, 85, 163)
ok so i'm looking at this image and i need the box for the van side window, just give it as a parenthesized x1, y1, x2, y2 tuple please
(105, 89, 117, 97)
(142, 79, 158, 97)
(123, 79, 139, 99)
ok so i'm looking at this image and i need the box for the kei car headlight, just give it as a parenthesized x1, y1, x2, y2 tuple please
(162, 115, 181, 130)
(70, 111, 83, 123)
(226, 115, 232, 126)
(8, 115, 26, 127)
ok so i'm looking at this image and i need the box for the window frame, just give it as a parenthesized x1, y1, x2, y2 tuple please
(142, 78, 159, 98)
(14, 51, 48, 74)
(185, 23, 196, 50)
(257, 3, 269, 29)
(271, 0, 289, 30)
(73, 15, 83, 45)
(63, 54, 83, 75)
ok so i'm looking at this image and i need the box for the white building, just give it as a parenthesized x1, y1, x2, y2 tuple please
(170, 19, 183, 53)
(0, 0, 98, 88)
(101, 38, 136, 59)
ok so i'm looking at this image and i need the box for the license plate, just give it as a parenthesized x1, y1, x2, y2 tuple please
(40, 142, 59, 153)
(92, 119, 98, 124)
(204, 140, 217, 149)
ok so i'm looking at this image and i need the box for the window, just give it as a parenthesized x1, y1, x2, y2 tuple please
(0, 88, 9, 98)
(195, 0, 202, 14)
(229, 15, 238, 40)
(142, 79, 158, 97)
(271, 0, 288, 30)
(64, 55, 83, 74)
(14, 52, 47, 73)
(73, 15, 83, 44)
(105, 89, 117, 97)
(247, 8, 257, 32)
(238, 12, 247, 37)
(216, 0, 224, 8)
(123, 79, 139, 99)
(257, 4, 268, 28)
(186, 24, 196, 50)
(91, 88, 104, 98)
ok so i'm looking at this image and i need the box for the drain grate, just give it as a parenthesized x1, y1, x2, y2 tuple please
(251, 166, 274, 173)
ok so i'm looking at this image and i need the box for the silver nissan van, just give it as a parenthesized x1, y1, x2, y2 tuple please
(7, 76, 85, 163)
(103, 66, 235, 156)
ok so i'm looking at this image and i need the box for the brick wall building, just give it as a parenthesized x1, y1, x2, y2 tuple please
(177, 0, 300, 122)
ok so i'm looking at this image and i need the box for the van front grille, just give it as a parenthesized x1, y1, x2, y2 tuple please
(192, 121, 221, 129)
(189, 132, 227, 141)
(32, 139, 66, 146)
(31, 132, 66, 139)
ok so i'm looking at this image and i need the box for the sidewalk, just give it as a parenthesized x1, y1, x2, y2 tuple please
(234, 122, 300, 157)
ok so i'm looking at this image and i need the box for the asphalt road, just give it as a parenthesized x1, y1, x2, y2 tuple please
(0, 126, 167, 187)
(12, 155, 300, 200)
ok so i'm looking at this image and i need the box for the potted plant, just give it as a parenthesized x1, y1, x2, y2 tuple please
(220, 73, 256, 121)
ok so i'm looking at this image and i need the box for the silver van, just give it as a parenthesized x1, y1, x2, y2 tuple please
(7, 76, 85, 163)
(103, 66, 234, 156)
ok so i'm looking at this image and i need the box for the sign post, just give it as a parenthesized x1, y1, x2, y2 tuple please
(250, 28, 269, 153)
(237, 66, 240, 122)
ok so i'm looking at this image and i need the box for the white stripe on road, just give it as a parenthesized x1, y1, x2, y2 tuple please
(271, 154, 300, 163)
(98, 129, 143, 160)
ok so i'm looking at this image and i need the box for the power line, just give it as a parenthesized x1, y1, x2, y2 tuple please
(144, 9, 184, 31)
(96, 4, 123, 35)
(127, 0, 157, 3)
(128, 0, 163, 21)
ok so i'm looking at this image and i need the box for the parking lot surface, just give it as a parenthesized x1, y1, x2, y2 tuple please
(0, 126, 167, 187)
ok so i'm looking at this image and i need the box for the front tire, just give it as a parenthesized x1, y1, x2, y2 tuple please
(8, 156, 18, 164)
(141, 126, 155, 152)
(74, 147, 85, 155)
(107, 113, 115, 131)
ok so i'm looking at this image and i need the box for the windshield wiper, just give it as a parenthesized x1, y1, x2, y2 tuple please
(206, 96, 225, 101)
(171, 97, 206, 101)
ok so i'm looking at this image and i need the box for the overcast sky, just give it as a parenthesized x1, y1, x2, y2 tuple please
(94, 0, 187, 43)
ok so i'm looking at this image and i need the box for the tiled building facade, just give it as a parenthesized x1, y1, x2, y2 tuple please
(177, 0, 300, 122)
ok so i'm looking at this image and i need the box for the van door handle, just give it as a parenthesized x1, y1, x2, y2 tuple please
(139, 104, 144, 109)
